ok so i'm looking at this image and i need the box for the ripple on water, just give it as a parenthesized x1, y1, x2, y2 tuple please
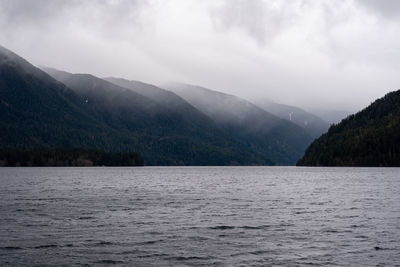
(0, 166, 399, 266)
(94, 259, 124, 264)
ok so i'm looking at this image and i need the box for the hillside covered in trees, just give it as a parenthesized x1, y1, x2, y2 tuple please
(0, 45, 273, 165)
(0, 148, 144, 167)
(163, 83, 313, 165)
(297, 90, 400, 167)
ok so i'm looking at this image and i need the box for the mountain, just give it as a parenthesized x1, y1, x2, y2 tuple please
(163, 83, 313, 165)
(105, 77, 182, 106)
(251, 99, 330, 138)
(297, 90, 400, 166)
(43, 68, 271, 165)
(104, 77, 209, 121)
(0, 45, 273, 165)
(0, 45, 134, 151)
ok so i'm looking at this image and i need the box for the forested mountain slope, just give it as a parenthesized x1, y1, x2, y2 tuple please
(164, 83, 313, 165)
(0, 45, 271, 165)
(0, 45, 131, 151)
(297, 90, 400, 166)
(43, 68, 271, 165)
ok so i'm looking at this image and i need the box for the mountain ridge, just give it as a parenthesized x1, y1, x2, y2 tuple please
(43, 67, 273, 165)
(251, 98, 330, 138)
(0, 45, 273, 165)
(297, 89, 400, 166)
(163, 82, 314, 165)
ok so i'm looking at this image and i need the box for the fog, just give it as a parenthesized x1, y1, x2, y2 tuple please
(1, 0, 399, 111)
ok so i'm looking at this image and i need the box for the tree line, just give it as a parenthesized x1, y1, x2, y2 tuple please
(0, 148, 144, 167)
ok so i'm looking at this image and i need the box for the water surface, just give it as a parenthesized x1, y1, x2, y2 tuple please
(0, 167, 399, 266)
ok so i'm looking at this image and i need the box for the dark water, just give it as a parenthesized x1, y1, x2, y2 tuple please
(0, 167, 399, 266)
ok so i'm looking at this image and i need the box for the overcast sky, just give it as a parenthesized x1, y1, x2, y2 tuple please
(1, 0, 399, 111)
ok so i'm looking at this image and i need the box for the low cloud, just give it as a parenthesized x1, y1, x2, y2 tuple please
(0, 0, 400, 111)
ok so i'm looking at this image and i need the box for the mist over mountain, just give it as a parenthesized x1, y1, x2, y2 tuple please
(309, 109, 354, 125)
(104, 77, 202, 117)
(0, 45, 277, 166)
(42, 68, 171, 125)
(163, 82, 313, 165)
(1, 1, 398, 112)
(43, 67, 272, 165)
(6, 43, 390, 167)
(251, 99, 330, 138)
(298, 90, 400, 167)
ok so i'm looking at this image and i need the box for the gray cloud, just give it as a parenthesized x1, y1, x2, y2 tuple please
(209, 1, 356, 47)
(0, 0, 72, 23)
(358, 0, 400, 17)
(209, 0, 289, 45)
(0, 0, 150, 36)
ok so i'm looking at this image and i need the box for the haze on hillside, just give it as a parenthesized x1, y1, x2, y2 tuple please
(0, 0, 399, 111)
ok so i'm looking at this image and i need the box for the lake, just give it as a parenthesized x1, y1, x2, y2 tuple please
(0, 167, 399, 266)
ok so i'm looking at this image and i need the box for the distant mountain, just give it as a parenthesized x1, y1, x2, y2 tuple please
(297, 90, 400, 166)
(163, 83, 313, 165)
(251, 99, 330, 138)
(43, 68, 271, 165)
(309, 108, 352, 124)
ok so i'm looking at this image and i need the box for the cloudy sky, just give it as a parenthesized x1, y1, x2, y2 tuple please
(1, 0, 399, 111)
